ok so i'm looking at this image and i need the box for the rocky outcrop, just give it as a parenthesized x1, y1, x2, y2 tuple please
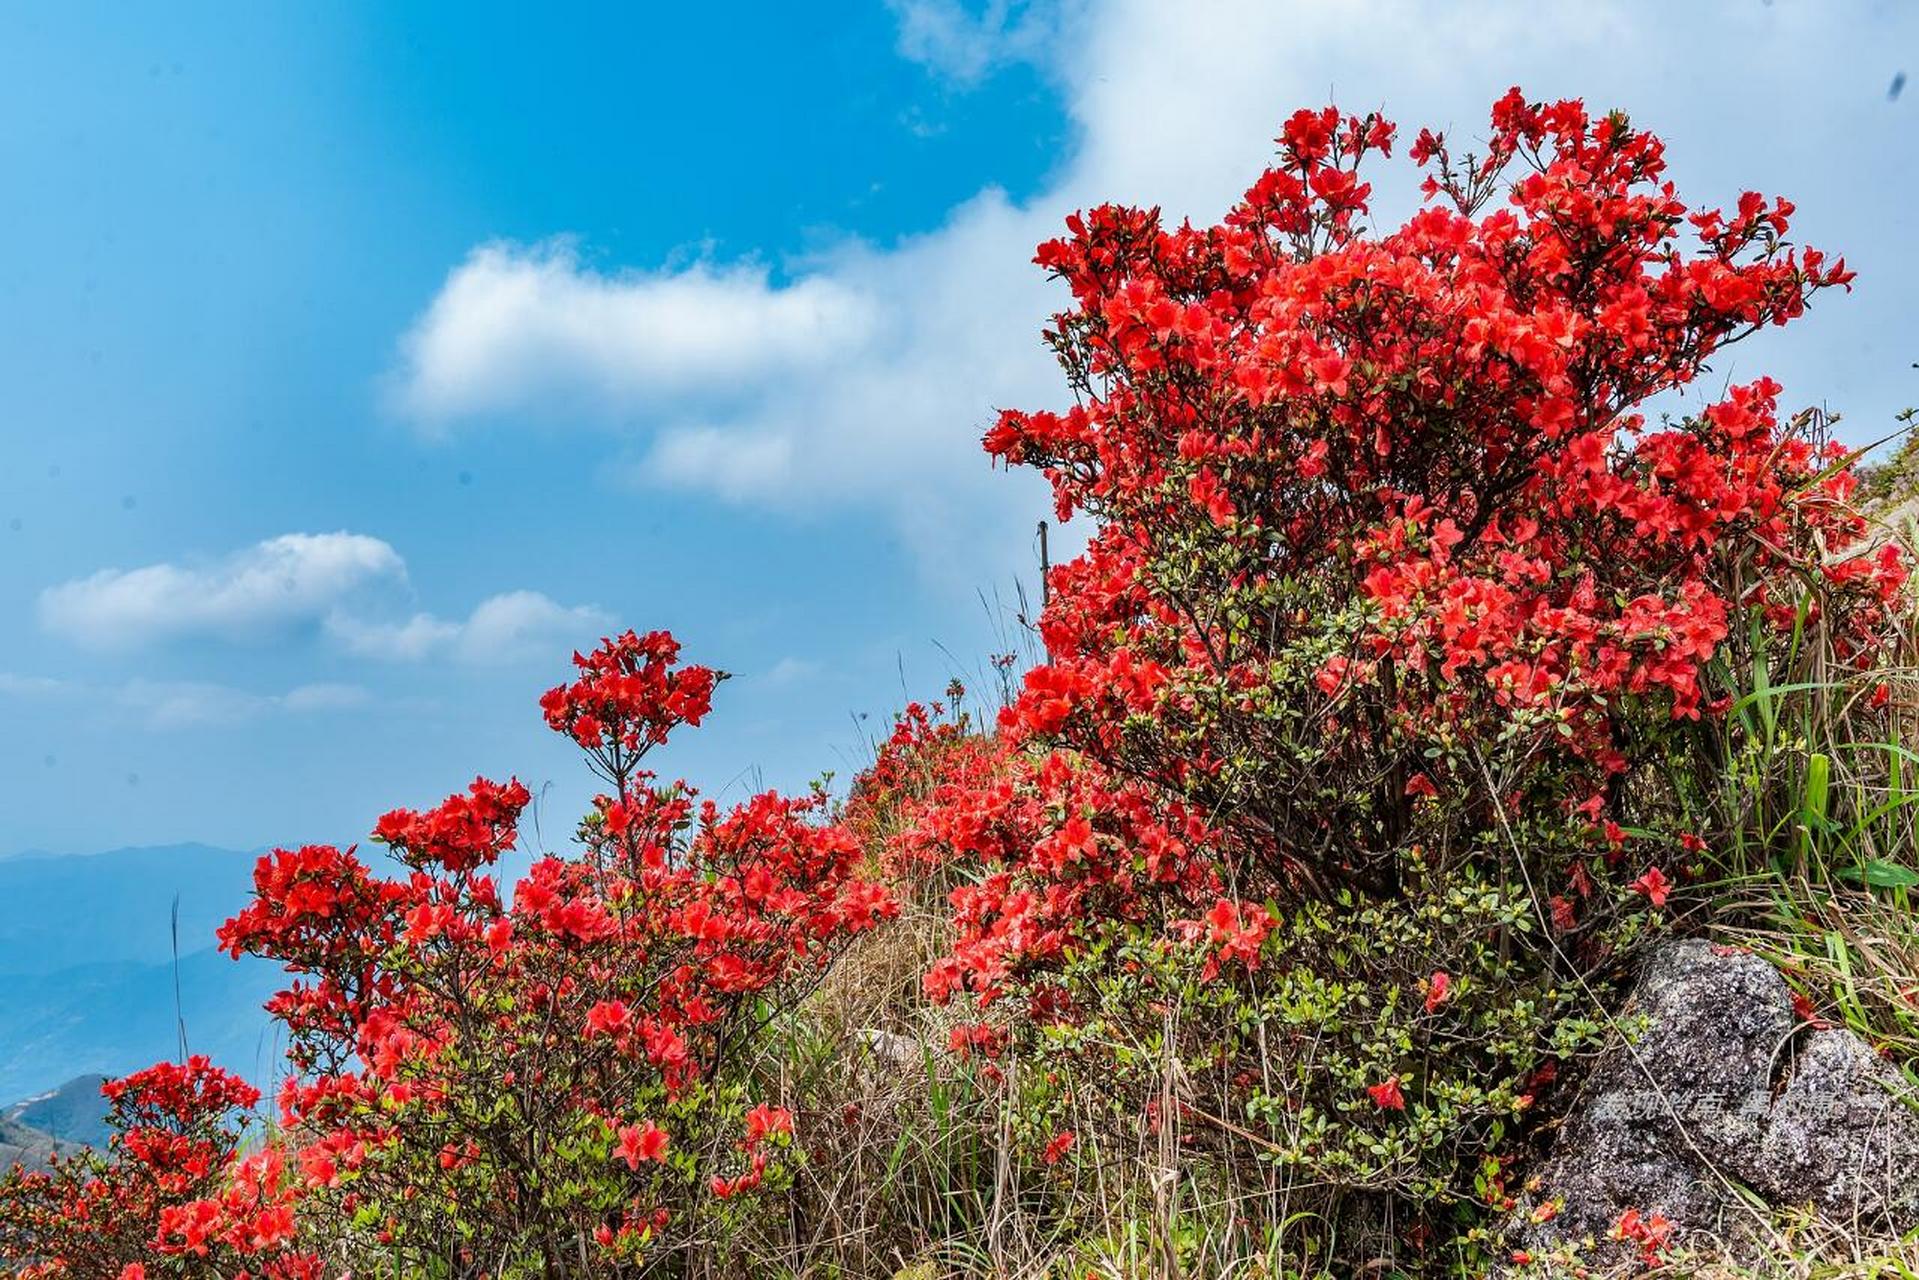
(1520, 939, 1919, 1263)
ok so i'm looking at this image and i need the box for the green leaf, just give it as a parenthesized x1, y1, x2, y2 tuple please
(1838, 860, 1919, 889)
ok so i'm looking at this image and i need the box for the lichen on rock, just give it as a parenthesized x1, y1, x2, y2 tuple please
(1520, 938, 1919, 1266)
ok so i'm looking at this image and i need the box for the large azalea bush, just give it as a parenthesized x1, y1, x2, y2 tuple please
(868, 90, 1908, 1265)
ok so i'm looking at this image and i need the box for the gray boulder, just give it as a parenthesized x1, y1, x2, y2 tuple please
(1759, 1027, 1919, 1224)
(1521, 938, 1919, 1262)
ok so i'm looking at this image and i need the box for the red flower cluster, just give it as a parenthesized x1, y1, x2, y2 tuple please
(0, 1058, 318, 1278)
(1613, 1205, 1675, 1267)
(215, 630, 895, 1269)
(895, 732, 1212, 1011)
(540, 628, 721, 760)
(1367, 1077, 1407, 1112)
(374, 775, 531, 873)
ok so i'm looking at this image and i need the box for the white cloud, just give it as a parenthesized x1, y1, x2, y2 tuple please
(0, 672, 371, 731)
(38, 532, 405, 651)
(324, 610, 454, 662)
(640, 427, 797, 503)
(392, 241, 877, 425)
(327, 590, 611, 666)
(452, 592, 611, 665)
(392, 0, 1919, 583)
(619, 186, 1068, 568)
(40, 533, 608, 666)
(886, 0, 1064, 84)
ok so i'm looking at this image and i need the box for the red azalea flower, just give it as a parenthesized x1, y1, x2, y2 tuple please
(743, 1102, 793, 1146)
(615, 1121, 669, 1169)
(1630, 866, 1672, 908)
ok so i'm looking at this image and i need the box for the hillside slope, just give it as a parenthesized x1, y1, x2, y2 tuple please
(5, 1074, 111, 1147)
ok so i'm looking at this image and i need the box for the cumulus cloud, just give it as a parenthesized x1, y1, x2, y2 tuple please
(392, 242, 877, 425)
(40, 533, 607, 665)
(391, 0, 1919, 581)
(38, 532, 405, 651)
(327, 590, 612, 665)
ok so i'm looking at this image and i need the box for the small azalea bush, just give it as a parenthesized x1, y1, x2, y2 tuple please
(217, 629, 896, 1274)
(0, 1057, 315, 1278)
(861, 88, 1910, 1267)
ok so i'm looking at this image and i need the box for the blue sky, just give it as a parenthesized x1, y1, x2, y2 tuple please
(1, 0, 1915, 855)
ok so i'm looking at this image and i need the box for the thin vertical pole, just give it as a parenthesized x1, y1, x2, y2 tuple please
(1038, 520, 1050, 607)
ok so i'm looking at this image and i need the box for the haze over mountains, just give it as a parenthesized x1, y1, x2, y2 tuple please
(0, 843, 283, 1107)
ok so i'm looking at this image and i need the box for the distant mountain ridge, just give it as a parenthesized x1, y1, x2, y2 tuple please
(0, 844, 284, 1108)
(5, 1074, 111, 1147)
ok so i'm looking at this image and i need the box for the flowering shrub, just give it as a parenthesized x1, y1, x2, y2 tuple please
(981, 87, 1900, 912)
(5, 88, 1911, 1280)
(209, 629, 896, 1274)
(0, 1057, 316, 1278)
(864, 707, 1612, 1266)
(871, 89, 1909, 1263)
